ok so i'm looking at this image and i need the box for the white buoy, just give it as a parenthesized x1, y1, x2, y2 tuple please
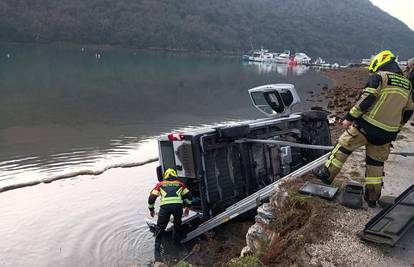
(81, 47, 85, 52)
(6, 53, 10, 58)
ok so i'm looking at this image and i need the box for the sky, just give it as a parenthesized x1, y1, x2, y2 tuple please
(370, 0, 414, 31)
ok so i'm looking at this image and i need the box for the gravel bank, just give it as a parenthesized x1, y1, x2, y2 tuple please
(240, 67, 413, 267)
(305, 127, 414, 267)
(305, 68, 414, 267)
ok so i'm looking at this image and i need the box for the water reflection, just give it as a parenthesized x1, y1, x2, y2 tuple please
(242, 61, 310, 76)
(0, 44, 331, 190)
(0, 44, 334, 267)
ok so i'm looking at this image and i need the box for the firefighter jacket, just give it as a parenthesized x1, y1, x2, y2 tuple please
(344, 70, 413, 144)
(148, 178, 192, 210)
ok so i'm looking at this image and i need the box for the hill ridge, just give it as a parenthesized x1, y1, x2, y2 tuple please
(0, 0, 413, 58)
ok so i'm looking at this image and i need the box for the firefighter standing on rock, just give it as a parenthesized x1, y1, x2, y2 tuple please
(148, 168, 192, 256)
(314, 50, 413, 207)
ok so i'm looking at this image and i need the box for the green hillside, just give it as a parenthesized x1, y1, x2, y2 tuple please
(1, 0, 413, 58)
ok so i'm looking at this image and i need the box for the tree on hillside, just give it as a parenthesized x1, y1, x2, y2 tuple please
(0, 0, 413, 58)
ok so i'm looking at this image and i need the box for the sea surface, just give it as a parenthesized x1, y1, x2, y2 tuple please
(0, 44, 332, 266)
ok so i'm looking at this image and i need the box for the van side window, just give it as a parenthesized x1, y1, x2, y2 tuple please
(280, 90, 294, 106)
(264, 92, 284, 113)
(251, 92, 268, 105)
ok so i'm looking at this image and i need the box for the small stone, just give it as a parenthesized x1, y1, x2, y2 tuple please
(154, 262, 168, 267)
(257, 203, 276, 220)
(240, 246, 252, 257)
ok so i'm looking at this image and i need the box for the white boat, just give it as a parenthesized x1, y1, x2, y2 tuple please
(331, 63, 340, 68)
(313, 57, 325, 65)
(294, 53, 311, 64)
(246, 49, 275, 62)
(399, 61, 408, 67)
(274, 50, 290, 63)
(313, 57, 330, 67)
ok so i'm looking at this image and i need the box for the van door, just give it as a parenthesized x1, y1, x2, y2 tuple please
(248, 84, 300, 117)
(173, 140, 196, 178)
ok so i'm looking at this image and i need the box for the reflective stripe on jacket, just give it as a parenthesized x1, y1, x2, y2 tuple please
(148, 179, 191, 209)
(361, 71, 412, 132)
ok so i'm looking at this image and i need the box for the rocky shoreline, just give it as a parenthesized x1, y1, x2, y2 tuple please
(239, 67, 414, 266)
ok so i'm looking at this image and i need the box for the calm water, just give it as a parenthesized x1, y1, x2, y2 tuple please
(0, 44, 331, 266)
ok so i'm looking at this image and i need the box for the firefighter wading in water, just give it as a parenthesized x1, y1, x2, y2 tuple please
(148, 168, 192, 254)
(314, 50, 413, 207)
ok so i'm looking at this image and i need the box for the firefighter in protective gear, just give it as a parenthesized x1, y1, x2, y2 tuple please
(314, 50, 413, 207)
(148, 168, 192, 254)
(407, 58, 414, 86)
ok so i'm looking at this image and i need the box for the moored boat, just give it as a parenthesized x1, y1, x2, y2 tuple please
(244, 49, 275, 62)
(274, 50, 290, 63)
(294, 53, 312, 64)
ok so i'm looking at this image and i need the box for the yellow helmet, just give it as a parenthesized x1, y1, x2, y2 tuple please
(163, 168, 177, 179)
(369, 50, 395, 73)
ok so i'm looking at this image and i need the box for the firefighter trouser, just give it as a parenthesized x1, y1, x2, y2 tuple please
(154, 204, 183, 253)
(324, 126, 390, 202)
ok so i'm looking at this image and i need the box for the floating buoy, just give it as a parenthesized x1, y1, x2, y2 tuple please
(6, 53, 10, 58)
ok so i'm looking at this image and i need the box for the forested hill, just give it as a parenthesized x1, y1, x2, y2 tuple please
(1, 0, 413, 59)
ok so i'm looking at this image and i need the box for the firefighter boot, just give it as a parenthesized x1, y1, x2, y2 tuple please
(364, 187, 379, 208)
(364, 142, 390, 208)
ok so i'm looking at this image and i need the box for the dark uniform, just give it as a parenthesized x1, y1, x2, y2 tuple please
(406, 58, 414, 126)
(315, 50, 413, 207)
(408, 60, 414, 86)
(409, 69, 414, 85)
(148, 168, 192, 254)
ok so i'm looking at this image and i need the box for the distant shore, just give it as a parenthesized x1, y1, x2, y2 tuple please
(0, 41, 358, 64)
(0, 41, 244, 57)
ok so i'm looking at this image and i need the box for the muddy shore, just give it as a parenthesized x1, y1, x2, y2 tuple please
(320, 68, 367, 139)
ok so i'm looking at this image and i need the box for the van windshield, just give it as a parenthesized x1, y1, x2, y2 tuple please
(160, 141, 176, 171)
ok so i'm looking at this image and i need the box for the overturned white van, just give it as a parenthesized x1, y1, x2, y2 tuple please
(152, 84, 331, 238)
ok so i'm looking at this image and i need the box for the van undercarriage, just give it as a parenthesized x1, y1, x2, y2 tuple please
(155, 85, 331, 225)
